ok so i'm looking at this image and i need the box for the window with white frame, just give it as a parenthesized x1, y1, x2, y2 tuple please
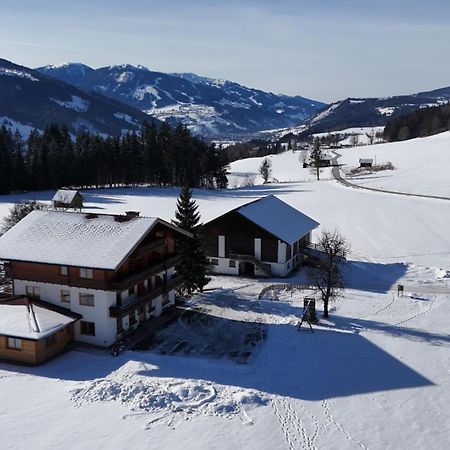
(60, 266, 68, 276)
(79, 293, 95, 307)
(229, 260, 236, 267)
(60, 290, 70, 303)
(79, 268, 93, 279)
(26, 285, 40, 299)
(210, 258, 219, 266)
(7, 337, 22, 350)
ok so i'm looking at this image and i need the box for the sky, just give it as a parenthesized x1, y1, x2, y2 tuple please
(0, 0, 449, 102)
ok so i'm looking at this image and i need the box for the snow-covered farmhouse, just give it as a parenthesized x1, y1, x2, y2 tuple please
(52, 189, 83, 209)
(0, 296, 81, 364)
(0, 210, 190, 349)
(201, 195, 319, 277)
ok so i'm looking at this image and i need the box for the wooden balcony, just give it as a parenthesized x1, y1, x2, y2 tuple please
(109, 286, 163, 318)
(166, 275, 183, 291)
(132, 238, 166, 258)
(109, 254, 182, 291)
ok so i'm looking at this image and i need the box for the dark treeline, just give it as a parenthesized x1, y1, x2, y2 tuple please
(384, 102, 450, 142)
(0, 122, 229, 195)
(225, 139, 284, 163)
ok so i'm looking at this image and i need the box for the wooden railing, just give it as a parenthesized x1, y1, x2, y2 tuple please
(109, 254, 182, 291)
(109, 286, 163, 317)
(258, 283, 317, 300)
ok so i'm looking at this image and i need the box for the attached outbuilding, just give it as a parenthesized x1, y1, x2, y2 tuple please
(200, 195, 320, 277)
(359, 158, 373, 168)
(52, 189, 83, 209)
(0, 296, 81, 364)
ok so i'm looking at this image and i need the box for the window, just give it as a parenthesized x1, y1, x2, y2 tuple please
(210, 258, 219, 266)
(80, 321, 96, 336)
(60, 290, 70, 303)
(45, 334, 56, 348)
(128, 286, 135, 296)
(7, 337, 22, 350)
(79, 268, 93, 279)
(229, 260, 236, 268)
(60, 266, 68, 276)
(26, 286, 40, 299)
(79, 293, 95, 307)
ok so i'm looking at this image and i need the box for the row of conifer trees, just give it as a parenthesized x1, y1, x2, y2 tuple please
(0, 121, 229, 195)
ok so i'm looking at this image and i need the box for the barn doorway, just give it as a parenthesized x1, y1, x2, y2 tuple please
(240, 262, 255, 276)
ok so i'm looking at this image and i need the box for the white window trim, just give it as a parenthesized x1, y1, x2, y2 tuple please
(80, 268, 93, 279)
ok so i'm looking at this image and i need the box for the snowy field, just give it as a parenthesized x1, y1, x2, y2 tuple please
(338, 131, 450, 197)
(228, 151, 333, 188)
(0, 133, 449, 449)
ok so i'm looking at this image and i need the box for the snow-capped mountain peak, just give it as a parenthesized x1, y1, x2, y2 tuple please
(37, 64, 326, 137)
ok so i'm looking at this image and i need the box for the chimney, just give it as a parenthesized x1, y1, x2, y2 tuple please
(125, 211, 140, 218)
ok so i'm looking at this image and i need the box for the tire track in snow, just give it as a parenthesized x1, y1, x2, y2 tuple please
(359, 293, 397, 319)
(392, 295, 437, 327)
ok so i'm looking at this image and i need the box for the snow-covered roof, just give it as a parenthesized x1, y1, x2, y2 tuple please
(0, 210, 167, 270)
(52, 189, 81, 203)
(0, 299, 79, 340)
(236, 195, 319, 244)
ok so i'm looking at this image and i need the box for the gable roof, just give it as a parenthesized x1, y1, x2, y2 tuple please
(205, 195, 319, 245)
(52, 189, 81, 203)
(0, 210, 190, 270)
(0, 297, 80, 340)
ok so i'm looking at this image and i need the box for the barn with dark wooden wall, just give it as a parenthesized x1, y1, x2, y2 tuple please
(200, 195, 319, 277)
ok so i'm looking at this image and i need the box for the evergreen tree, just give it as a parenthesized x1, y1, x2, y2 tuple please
(309, 137, 323, 180)
(173, 186, 209, 295)
(259, 157, 272, 183)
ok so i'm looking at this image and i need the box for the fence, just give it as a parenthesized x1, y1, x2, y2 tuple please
(258, 283, 317, 300)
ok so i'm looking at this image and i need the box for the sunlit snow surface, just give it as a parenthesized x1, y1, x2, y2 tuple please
(0, 132, 449, 449)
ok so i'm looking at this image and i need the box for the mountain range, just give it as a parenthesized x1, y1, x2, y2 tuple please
(0, 59, 151, 137)
(295, 86, 450, 136)
(36, 63, 325, 137)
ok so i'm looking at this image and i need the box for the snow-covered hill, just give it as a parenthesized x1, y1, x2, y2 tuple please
(36, 63, 325, 138)
(0, 59, 151, 137)
(339, 131, 450, 197)
(297, 87, 450, 135)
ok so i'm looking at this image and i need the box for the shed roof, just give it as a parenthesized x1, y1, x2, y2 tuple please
(0, 297, 80, 340)
(52, 189, 81, 203)
(359, 158, 373, 164)
(0, 210, 190, 270)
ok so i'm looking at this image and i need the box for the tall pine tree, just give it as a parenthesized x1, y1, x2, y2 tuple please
(173, 186, 209, 295)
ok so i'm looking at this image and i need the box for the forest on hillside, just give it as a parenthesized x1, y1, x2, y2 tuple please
(0, 122, 229, 195)
(384, 102, 450, 141)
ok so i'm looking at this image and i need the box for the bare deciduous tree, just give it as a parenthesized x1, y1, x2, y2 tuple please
(312, 229, 350, 318)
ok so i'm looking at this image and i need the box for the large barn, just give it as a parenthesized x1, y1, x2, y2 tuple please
(200, 195, 320, 277)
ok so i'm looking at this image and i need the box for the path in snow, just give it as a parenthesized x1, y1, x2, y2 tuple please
(331, 151, 450, 202)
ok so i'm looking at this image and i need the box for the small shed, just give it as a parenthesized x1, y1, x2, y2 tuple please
(359, 158, 373, 168)
(0, 296, 81, 364)
(318, 156, 332, 167)
(52, 189, 83, 209)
